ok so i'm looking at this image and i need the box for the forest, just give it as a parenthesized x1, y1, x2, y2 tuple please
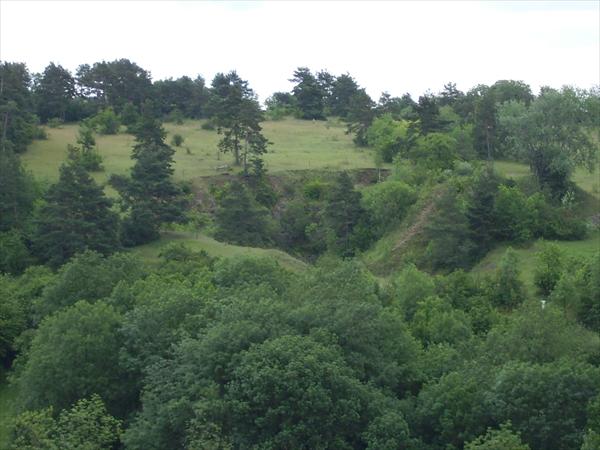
(0, 58, 599, 450)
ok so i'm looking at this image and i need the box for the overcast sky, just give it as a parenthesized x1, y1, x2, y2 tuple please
(1, 1, 598, 102)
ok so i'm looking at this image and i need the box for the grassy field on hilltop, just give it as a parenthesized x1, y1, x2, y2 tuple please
(22, 118, 378, 184)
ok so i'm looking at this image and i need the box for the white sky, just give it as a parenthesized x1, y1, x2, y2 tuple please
(1, 1, 598, 102)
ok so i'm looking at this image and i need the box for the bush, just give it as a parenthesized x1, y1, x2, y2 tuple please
(32, 126, 47, 140)
(303, 179, 330, 200)
(46, 118, 63, 129)
(533, 242, 565, 296)
(362, 181, 417, 238)
(0, 230, 33, 275)
(201, 120, 215, 130)
(171, 133, 184, 147)
(166, 108, 184, 124)
(90, 108, 120, 135)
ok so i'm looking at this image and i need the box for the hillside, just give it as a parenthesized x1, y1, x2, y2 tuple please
(22, 118, 382, 184)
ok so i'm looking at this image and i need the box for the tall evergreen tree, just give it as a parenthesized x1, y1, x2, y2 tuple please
(290, 67, 325, 120)
(214, 180, 269, 246)
(115, 106, 186, 246)
(0, 148, 37, 232)
(33, 63, 75, 122)
(210, 72, 269, 174)
(324, 172, 364, 256)
(32, 157, 119, 267)
(329, 73, 360, 118)
(0, 62, 37, 153)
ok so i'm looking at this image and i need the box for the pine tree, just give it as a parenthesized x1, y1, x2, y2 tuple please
(0, 147, 36, 232)
(116, 107, 186, 246)
(32, 158, 119, 267)
(210, 72, 269, 173)
(214, 180, 269, 246)
(324, 172, 364, 256)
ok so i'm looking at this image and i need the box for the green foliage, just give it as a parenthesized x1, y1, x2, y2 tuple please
(77, 59, 152, 111)
(33, 63, 75, 123)
(116, 109, 186, 246)
(410, 296, 472, 347)
(302, 179, 329, 200)
(483, 302, 599, 365)
(226, 335, 373, 448)
(72, 122, 103, 171)
(533, 242, 564, 296)
(0, 230, 33, 275)
(487, 248, 526, 309)
(264, 92, 297, 120)
(324, 172, 365, 256)
(465, 423, 530, 450)
(13, 300, 130, 415)
(10, 407, 57, 450)
(362, 180, 417, 238)
(32, 158, 120, 268)
(392, 263, 436, 321)
(498, 88, 596, 196)
(487, 360, 599, 450)
(416, 367, 492, 448)
(290, 67, 325, 120)
(214, 180, 270, 246)
(119, 102, 140, 127)
(46, 118, 63, 129)
(492, 185, 534, 242)
(210, 72, 269, 173)
(425, 188, 476, 271)
(413, 132, 459, 171)
(366, 114, 414, 163)
(10, 395, 122, 450)
(90, 107, 120, 135)
(170, 133, 184, 147)
(0, 62, 37, 153)
(0, 149, 37, 233)
(36, 250, 145, 319)
(0, 276, 27, 364)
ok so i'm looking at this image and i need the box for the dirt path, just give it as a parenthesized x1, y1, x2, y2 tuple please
(393, 188, 445, 253)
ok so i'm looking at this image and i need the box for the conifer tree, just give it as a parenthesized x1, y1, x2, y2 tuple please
(210, 72, 269, 174)
(33, 157, 119, 267)
(324, 172, 364, 256)
(115, 105, 186, 245)
(0, 148, 36, 232)
(214, 180, 269, 246)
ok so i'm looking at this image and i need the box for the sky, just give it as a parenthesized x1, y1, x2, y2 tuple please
(1, 0, 598, 103)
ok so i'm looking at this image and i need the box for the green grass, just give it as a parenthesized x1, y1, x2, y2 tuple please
(473, 231, 600, 293)
(130, 231, 307, 272)
(22, 118, 377, 184)
(494, 159, 600, 199)
(0, 371, 17, 448)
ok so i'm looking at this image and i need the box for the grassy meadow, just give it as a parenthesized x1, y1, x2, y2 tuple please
(473, 231, 600, 294)
(22, 118, 377, 184)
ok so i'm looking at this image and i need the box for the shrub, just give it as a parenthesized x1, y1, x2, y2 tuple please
(91, 108, 120, 135)
(303, 179, 329, 200)
(171, 133, 184, 147)
(46, 118, 63, 128)
(201, 120, 216, 130)
(362, 181, 417, 238)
